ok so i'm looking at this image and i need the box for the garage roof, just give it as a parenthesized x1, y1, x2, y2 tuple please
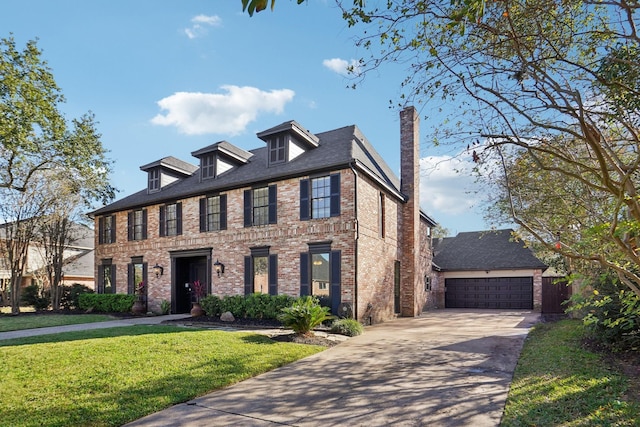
(433, 229, 547, 271)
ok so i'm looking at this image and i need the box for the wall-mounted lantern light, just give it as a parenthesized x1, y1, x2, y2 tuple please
(153, 263, 164, 278)
(214, 259, 225, 277)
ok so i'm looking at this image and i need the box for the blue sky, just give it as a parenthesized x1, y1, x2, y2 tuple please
(1, 0, 494, 235)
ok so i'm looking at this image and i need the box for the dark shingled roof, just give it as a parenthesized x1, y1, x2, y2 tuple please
(433, 229, 547, 271)
(91, 123, 404, 216)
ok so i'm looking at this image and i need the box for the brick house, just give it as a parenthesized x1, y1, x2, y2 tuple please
(90, 107, 437, 323)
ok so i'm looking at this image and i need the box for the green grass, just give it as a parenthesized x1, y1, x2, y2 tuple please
(0, 313, 113, 332)
(502, 320, 640, 426)
(0, 325, 324, 427)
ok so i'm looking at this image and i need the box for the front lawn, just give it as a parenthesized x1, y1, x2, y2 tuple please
(0, 313, 113, 332)
(502, 319, 640, 426)
(0, 325, 324, 427)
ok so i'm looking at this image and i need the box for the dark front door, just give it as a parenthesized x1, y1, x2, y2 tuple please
(173, 256, 208, 313)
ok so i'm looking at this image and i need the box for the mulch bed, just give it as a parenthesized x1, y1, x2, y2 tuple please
(162, 315, 340, 347)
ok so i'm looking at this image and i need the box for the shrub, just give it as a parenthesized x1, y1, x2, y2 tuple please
(60, 283, 94, 310)
(78, 294, 136, 313)
(278, 296, 335, 336)
(569, 271, 640, 351)
(20, 284, 50, 311)
(201, 294, 295, 320)
(330, 318, 364, 337)
(200, 295, 223, 317)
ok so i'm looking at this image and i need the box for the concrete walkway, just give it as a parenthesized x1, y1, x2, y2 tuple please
(124, 309, 539, 427)
(0, 313, 192, 340)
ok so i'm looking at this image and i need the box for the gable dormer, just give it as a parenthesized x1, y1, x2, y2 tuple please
(140, 156, 198, 194)
(256, 121, 319, 166)
(191, 141, 252, 181)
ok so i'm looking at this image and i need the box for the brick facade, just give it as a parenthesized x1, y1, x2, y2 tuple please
(93, 112, 436, 322)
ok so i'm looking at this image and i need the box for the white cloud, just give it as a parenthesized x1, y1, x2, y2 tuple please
(151, 85, 295, 135)
(322, 58, 360, 77)
(184, 14, 222, 39)
(419, 154, 482, 216)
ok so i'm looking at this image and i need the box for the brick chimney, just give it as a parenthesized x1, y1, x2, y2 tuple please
(399, 106, 420, 316)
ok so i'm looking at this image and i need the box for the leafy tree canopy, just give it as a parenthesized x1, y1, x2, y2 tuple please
(0, 36, 115, 206)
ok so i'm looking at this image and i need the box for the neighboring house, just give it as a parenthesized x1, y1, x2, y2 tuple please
(90, 107, 437, 323)
(433, 229, 548, 310)
(0, 222, 95, 300)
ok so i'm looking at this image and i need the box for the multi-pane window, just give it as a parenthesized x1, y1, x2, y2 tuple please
(199, 195, 227, 232)
(148, 169, 160, 192)
(127, 209, 147, 241)
(269, 135, 286, 164)
(128, 257, 146, 297)
(160, 203, 182, 237)
(166, 204, 177, 236)
(253, 187, 269, 226)
(244, 185, 276, 227)
(300, 174, 340, 220)
(311, 176, 331, 219)
(300, 243, 341, 314)
(253, 256, 268, 294)
(201, 154, 215, 179)
(99, 215, 116, 244)
(99, 260, 115, 294)
(311, 252, 330, 306)
(244, 247, 278, 295)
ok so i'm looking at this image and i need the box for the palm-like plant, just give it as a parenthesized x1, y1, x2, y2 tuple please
(278, 296, 335, 336)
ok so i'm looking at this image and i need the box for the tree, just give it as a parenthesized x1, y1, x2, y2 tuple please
(0, 177, 53, 314)
(334, 0, 640, 296)
(37, 178, 88, 311)
(1, 37, 115, 313)
(0, 36, 114, 204)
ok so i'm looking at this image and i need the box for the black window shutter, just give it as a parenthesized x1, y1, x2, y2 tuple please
(97, 265, 105, 293)
(98, 217, 105, 244)
(199, 198, 207, 232)
(111, 265, 117, 294)
(127, 212, 133, 241)
(220, 195, 227, 230)
(243, 190, 252, 227)
(268, 185, 277, 224)
(330, 174, 341, 217)
(127, 263, 134, 294)
(244, 256, 252, 295)
(300, 252, 310, 296)
(300, 179, 310, 220)
(159, 205, 166, 237)
(330, 250, 342, 314)
(268, 254, 278, 296)
(176, 202, 183, 235)
(110, 215, 116, 243)
(142, 209, 148, 239)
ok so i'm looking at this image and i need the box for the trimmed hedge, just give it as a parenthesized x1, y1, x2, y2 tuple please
(200, 293, 295, 320)
(78, 294, 136, 313)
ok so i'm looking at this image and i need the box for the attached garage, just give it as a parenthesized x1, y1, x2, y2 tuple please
(444, 277, 533, 309)
(433, 229, 547, 311)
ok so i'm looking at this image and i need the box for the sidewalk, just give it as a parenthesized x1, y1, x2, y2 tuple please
(0, 314, 192, 341)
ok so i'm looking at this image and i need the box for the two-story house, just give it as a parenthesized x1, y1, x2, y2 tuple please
(90, 107, 438, 323)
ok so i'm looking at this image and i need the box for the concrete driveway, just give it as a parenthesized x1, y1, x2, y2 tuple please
(126, 309, 539, 427)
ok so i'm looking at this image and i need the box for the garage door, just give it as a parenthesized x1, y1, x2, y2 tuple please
(445, 277, 533, 309)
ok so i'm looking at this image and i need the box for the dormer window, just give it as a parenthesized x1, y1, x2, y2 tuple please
(148, 169, 160, 192)
(201, 153, 215, 180)
(269, 135, 286, 165)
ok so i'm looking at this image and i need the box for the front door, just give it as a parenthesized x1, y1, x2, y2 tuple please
(173, 255, 209, 313)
